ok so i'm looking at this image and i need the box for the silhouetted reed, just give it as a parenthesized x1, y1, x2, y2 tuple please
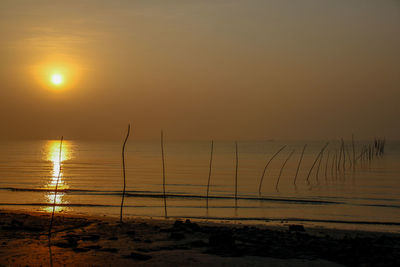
(334, 150, 338, 177)
(294, 144, 307, 185)
(48, 241, 53, 267)
(235, 141, 238, 203)
(358, 147, 363, 162)
(382, 138, 386, 155)
(368, 145, 372, 161)
(258, 145, 286, 195)
(330, 149, 335, 177)
(374, 137, 386, 156)
(337, 141, 343, 172)
(352, 134, 356, 169)
(306, 142, 329, 184)
(276, 149, 295, 191)
(119, 124, 130, 223)
(316, 149, 324, 182)
(47, 137, 63, 266)
(345, 146, 352, 169)
(161, 130, 167, 218)
(49, 136, 63, 237)
(350, 137, 387, 169)
(341, 138, 346, 171)
(324, 150, 330, 180)
(356, 146, 367, 162)
(206, 140, 214, 209)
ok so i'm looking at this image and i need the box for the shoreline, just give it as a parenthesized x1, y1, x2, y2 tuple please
(1, 209, 400, 266)
(2, 204, 400, 234)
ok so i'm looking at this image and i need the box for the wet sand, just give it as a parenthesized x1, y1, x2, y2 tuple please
(0, 209, 399, 266)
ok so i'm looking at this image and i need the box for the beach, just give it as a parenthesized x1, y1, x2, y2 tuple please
(1, 209, 399, 266)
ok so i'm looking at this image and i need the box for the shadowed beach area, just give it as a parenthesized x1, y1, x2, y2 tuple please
(1, 209, 399, 266)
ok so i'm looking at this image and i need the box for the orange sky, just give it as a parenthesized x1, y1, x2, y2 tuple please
(0, 1, 399, 141)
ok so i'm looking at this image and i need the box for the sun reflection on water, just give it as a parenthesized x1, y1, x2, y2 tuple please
(43, 140, 73, 212)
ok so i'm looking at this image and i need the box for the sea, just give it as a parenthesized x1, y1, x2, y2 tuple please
(1, 139, 399, 232)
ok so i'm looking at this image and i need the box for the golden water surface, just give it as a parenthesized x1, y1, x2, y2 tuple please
(43, 140, 73, 212)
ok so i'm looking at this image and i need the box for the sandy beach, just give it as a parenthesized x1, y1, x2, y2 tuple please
(0, 209, 399, 266)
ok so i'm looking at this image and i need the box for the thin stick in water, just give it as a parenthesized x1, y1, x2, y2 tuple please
(294, 144, 307, 185)
(356, 147, 367, 162)
(119, 124, 130, 223)
(258, 145, 286, 195)
(334, 150, 338, 178)
(306, 142, 329, 184)
(382, 138, 386, 155)
(330, 149, 335, 177)
(49, 136, 63, 237)
(315, 149, 324, 182)
(368, 145, 372, 161)
(345, 146, 352, 169)
(341, 138, 346, 171)
(206, 140, 214, 209)
(352, 134, 356, 169)
(161, 130, 167, 218)
(47, 136, 64, 267)
(276, 149, 295, 191)
(324, 150, 330, 180)
(334, 149, 338, 178)
(235, 141, 239, 203)
(370, 143, 374, 160)
(338, 140, 343, 172)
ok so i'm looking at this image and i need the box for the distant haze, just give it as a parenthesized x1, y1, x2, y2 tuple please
(1, 0, 399, 141)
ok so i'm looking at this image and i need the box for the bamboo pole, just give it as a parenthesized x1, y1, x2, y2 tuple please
(49, 136, 63, 237)
(306, 142, 329, 184)
(368, 145, 371, 161)
(276, 150, 295, 191)
(315, 149, 324, 182)
(235, 141, 238, 203)
(356, 146, 367, 162)
(324, 150, 330, 180)
(360, 147, 364, 162)
(206, 140, 214, 209)
(258, 145, 286, 195)
(346, 146, 352, 169)
(119, 124, 130, 223)
(330, 149, 335, 177)
(161, 130, 167, 218)
(382, 138, 386, 155)
(338, 140, 343, 172)
(334, 150, 338, 178)
(294, 144, 307, 185)
(341, 138, 346, 171)
(352, 134, 356, 170)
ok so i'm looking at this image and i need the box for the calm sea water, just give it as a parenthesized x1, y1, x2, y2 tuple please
(1, 139, 399, 232)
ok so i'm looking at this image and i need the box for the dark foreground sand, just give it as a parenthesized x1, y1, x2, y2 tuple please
(1, 210, 399, 266)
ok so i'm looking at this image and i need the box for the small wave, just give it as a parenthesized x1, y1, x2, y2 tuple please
(0, 203, 289, 209)
(0, 203, 113, 207)
(0, 187, 340, 204)
(0, 187, 94, 193)
(124, 192, 340, 204)
(356, 203, 400, 209)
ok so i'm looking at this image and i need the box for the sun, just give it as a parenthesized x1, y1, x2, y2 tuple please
(31, 58, 83, 91)
(51, 74, 63, 86)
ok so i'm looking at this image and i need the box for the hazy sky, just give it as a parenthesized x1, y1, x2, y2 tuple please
(1, 0, 399, 141)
